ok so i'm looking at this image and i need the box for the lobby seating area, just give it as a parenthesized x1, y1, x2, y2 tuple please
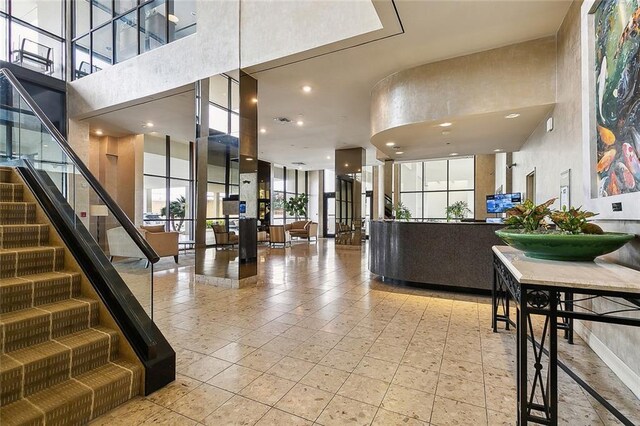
(107, 225, 180, 264)
(285, 221, 318, 242)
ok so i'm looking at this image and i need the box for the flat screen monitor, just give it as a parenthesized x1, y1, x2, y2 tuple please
(486, 193, 522, 213)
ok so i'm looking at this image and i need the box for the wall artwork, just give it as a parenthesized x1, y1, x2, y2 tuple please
(594, 0, 640, 198)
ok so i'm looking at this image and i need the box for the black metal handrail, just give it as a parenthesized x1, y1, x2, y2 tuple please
(0, 67, 159, 264)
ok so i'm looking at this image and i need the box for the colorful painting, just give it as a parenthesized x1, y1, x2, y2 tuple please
(594, 0, 640, 197)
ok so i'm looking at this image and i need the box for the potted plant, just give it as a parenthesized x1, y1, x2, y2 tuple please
(495, 198, 634, 261)
(446, 201, 472, 221)
(395, 202, 412, 221)
(161, 196, 186, 232)
(284, 193, 309, 220)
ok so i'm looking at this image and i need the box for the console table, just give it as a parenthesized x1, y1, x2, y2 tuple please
(492, 245, 640, 425)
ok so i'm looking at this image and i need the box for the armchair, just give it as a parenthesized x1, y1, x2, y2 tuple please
(269, 225, 291, 247)
(106, 225, 179, 267)
(211, 224, 239, 249)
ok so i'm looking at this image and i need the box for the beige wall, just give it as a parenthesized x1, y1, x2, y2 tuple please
(474, 154, 495, 220)
(511, 0, 640, 397)
(370, 37, 557, 137)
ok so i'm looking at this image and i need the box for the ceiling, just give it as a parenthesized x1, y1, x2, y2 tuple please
(250, 0, 571, 170)
(86, 0, 572, 171)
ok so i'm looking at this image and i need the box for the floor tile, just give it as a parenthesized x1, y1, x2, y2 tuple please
(392, 364, 439, 394)
(430, 395, 487, 425)
(168, 383, 234, 422)
(352, 356, 398, 383)
(256, 408, 313, 425)
(316, 395, 378, 426)
(239, 373, 297, 406)
(380, 384, 434, 423)
(337, 374, 390, 406)
(300, 364, 351, 393)
(275, 383, 333, 421)
(180, 355, 233, 382)
(237, 348, 285, 372)
(144, 374, 202, 408)
(267, 356, 316, 381)
(207, 364, 263, 393)
(202, 395, 270, 426)
(212, 342, 258, 363)
(319, 348, 363, 372)
(372, 408, 428, 426)
(436, 373, 486, 407)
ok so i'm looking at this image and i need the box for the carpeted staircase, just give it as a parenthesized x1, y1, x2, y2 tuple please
(0, 166, 142, 425)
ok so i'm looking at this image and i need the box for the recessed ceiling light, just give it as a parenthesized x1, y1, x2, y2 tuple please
(146, 122, 154, 128)
(247, 157, 253, 161)
(450, 152, 459, 156)
(505, 113, 520, 119)
(326, 156, 331, 159)
(439, 122, 453, 127)
(251, 97, 258, 103)
(296, 120, 304, 126)
(168, 14, 179, 23)
(385, 142, 395, 146)
(43, 144, 48, 148)
(302, 85, 312, 93)
(345, 163, 349, 167)
(396, 151, 404, 155)
(441, 130, 451, 135)
(298, 166, 302, 170)
(95, 130, 103, 135)
(260, 128, 266, 133)
(493, 148, 503, 152)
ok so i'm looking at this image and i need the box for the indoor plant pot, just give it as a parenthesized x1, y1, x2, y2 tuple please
(495, 229, 635, 261)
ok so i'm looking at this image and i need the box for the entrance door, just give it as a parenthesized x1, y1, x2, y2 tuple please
(364, 190, 373, 238)
(526, 170, 536, 203)
(323, 192, 335, 237)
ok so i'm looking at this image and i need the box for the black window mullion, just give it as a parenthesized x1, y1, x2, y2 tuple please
(164, 135, 170, 231)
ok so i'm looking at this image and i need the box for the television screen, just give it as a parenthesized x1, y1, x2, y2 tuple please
(486, 193, 522, 213)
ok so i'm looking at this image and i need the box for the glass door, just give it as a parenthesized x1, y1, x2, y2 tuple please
(323, 192, 335, 237)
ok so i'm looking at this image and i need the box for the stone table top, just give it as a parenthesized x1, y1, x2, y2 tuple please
(493, 245, 640, 294)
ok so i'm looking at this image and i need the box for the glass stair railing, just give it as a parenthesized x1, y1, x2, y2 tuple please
(0, 67, 174, 394)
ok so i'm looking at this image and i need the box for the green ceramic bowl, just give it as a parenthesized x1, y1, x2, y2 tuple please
(495, 229, 636, 261)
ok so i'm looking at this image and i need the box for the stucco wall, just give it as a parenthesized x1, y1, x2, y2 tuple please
(511, 0, 640, 396)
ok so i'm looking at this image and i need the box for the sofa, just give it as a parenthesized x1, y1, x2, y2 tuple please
(211, 224, 239, 249)
(107, 225, 179, 266)
(285, 221, 318, 241)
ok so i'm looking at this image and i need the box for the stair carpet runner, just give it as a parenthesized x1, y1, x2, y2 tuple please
(0, 167, 141, 425)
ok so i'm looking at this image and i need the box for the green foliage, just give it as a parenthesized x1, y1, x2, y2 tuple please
(550, 206, 602, 234)
(161, 196, 187, 232)
(446, 201, 472, 221)
(284, 193, 309, 218)
(505, 198, 555, 232)
(395, 202, 412, 221)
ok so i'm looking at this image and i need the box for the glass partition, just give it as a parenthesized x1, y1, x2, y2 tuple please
(0, 69, 157, 318)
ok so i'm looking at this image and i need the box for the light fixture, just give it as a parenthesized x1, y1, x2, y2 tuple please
(493, 148, 503, 152)
(298, 166, 302, 170)
(146, 122, 154, 128)
(95, 130, 103, 135)
(439, 122, 453, 127)
(260, 128, 266, 133)
(302, 85, 312, 93)
(251, 97, 258, 103)
(168, 14, 179, 23)
(247, 157, 253, 161)
(441, 130, 451, 135)
(396, 151, 404, 155)
(326, 155, 331, 159)
(385, 142, 395, 146)
(505, 113, 520, 119)
(43, 144, 48, 148)
(450, 152, 459, 156)
(296, 120, 304, 126)
(345, 163, 349, 167)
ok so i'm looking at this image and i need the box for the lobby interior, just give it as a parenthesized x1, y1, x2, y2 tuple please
(1, 0, 640, 425)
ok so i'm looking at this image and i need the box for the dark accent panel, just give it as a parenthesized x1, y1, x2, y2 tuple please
(369, 221, 504, 290)
(17, 165, 175, 395)
(0, 61, 66, 136)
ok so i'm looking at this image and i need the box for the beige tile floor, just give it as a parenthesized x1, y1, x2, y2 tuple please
(92, 240, 640, 425)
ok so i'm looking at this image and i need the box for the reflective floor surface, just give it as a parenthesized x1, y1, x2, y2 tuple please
(91, 239, 640, 425)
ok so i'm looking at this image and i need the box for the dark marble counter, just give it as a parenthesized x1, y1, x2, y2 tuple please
(369, 221, 505, 291)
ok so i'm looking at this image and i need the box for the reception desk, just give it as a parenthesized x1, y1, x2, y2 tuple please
(369, 220, 504, 291)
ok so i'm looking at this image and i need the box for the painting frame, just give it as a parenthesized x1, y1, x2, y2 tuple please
(581, 0, 640, 219)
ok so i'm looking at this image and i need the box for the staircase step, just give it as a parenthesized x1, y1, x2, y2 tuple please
(0, 360, 142, 426)
(0, 202, 36, 225)
(0, 272, 81, 314)
(0, 224, 49, 249)
(0, 246, 65, 279)
(0, 297, 99, 353)
(0, 327, 119, 405)
(0, 167, 11, 184)
(0, 183, 24, 202)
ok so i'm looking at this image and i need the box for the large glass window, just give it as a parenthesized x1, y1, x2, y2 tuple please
(2, 1, 65, 79)
(399, 157, 475, 220)
(143, 136, 195, 241)
(271, 166, 307, 225)
(72, 0, 197, 79)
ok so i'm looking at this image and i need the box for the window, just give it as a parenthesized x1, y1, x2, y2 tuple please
(72, 0, 197, 79)
(1, 0, 65, 79)
(270, 165, 306, 225)
(399, 157, 475, 220)
(143, 135, 195, 241)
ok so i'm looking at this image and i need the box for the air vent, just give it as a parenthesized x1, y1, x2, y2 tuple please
(273, 117, 292, 124)
(292, 162, 306, 166)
